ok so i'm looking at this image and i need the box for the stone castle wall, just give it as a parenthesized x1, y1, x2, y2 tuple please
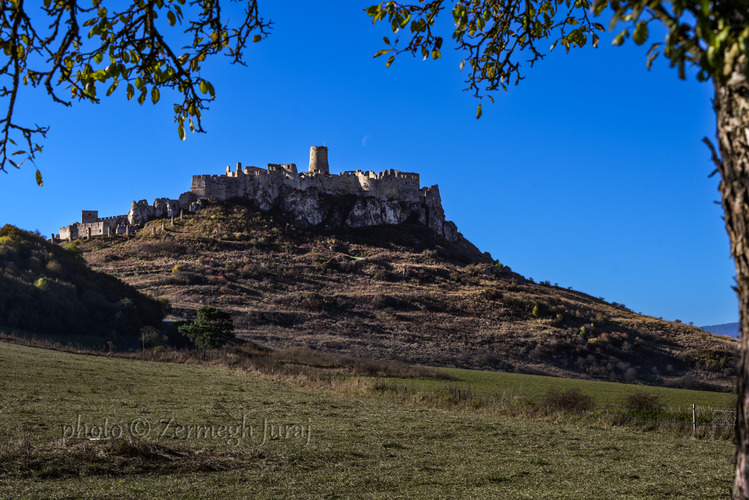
(191, 163, 422, 206)
(58, 213, 129, 241)
(57, 146, 459, 243)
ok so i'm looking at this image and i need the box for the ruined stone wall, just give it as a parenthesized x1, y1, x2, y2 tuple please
(57, 147, 461, 244)
(186, 158, 457, 241)
(127, 193, 198, 226)
(58, 225, 74, 241)
(58, 212, 128, 241)
(193, 163, 423, 202)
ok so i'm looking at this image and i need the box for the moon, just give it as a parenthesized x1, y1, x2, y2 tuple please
(362, 134, 371, 147)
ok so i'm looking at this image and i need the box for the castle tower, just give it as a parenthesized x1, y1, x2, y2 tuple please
(81, 210, 98, 223)
(308, 146, 329, 175)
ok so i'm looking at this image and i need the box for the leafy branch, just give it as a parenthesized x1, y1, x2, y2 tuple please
(0, 0, 272, 184)
(367, 0, 603, 118)
(367, 0, 749, 117)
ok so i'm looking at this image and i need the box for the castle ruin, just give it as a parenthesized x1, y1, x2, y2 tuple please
(56, 146, 459, 242)
(57, 210, 130, 241)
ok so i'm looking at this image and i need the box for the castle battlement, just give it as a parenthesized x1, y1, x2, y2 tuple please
(190, 147, 422, 203)
(56, 210, 130, 241)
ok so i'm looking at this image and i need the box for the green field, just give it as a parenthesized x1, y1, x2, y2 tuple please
(388, 367, 736, 408)
(0, 341, 735, 498)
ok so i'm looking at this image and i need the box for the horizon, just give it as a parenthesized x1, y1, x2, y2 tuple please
(0, 1, 736, 326)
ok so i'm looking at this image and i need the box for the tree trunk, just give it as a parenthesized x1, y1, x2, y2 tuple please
(715, 69, 749, 499)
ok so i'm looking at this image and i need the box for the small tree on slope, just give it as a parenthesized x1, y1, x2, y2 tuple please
(178, 306, 235, 349)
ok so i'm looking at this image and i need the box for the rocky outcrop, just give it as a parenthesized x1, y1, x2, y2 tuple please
(128, 198, 183, 226)
(216, 183, 460, 241)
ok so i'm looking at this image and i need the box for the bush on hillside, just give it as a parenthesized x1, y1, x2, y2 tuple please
(542, 388, 594, 412)
(624, 391, 663, 417)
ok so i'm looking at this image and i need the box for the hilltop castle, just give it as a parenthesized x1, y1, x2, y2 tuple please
(57, 146, 459, 242)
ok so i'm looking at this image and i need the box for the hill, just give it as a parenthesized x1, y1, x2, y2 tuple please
(701, 322, 740, 338)
(0, 225, 164, 347)
(76, 200, 738, 390)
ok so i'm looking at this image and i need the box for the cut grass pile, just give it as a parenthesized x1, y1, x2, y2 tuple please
(0, 341, 735, 498)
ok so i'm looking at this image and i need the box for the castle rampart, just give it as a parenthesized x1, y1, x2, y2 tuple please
(183, 147, 453, 239)
(56, 146, 459, 243)
(57, 210, 129, 241)
(191, 150, 422, 203)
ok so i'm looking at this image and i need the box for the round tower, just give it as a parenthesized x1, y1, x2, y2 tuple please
(308, 146, 329, 175)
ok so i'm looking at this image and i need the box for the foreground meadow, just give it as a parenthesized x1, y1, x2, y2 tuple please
(0, 341, 734, 498)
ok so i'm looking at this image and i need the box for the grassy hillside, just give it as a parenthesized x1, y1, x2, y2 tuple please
(75, 200, 738, 390)
(394, 366, 736, 408)
(0, 341, 734, 498)
(0, 225, 164, 347)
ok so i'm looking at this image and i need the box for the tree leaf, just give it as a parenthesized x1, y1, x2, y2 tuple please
(633, 22, 649, 45)
(151, 87, 159, 104)
(35, 169, 43, 187)
(612, 30, 627, 46)
(476, 103, 482, 119)
(178, 123, 186, 141)
(106, 80, 118, 96)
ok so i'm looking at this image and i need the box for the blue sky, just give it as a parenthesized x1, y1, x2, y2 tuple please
(0, 1, 735, 326)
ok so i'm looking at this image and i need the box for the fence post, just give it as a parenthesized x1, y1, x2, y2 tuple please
(692, 404, 697, 436)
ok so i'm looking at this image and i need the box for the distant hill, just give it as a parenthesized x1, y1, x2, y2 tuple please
(0, 225, 164, 347)
(70, 199, 739, 391)
(701, 322, 740, 338)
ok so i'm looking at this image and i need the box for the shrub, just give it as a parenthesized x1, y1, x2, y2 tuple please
(624, 391, 663, 417)
(542, 388, 594, 412)
(63, 243, 83, 259)
(156, 297, 172, 314)
(299, 292, 325, 311)
(140, 326, 168, 349)
(481, 287, 503, 301)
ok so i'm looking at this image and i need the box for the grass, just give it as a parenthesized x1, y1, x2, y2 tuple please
(0, 341, 735, 498)
(381, 367, 736, 408)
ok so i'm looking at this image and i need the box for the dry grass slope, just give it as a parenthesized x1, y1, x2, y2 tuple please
(77, 200, 738, 390)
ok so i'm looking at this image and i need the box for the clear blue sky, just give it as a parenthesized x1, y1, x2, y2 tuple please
(0, 1, 735, 327)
